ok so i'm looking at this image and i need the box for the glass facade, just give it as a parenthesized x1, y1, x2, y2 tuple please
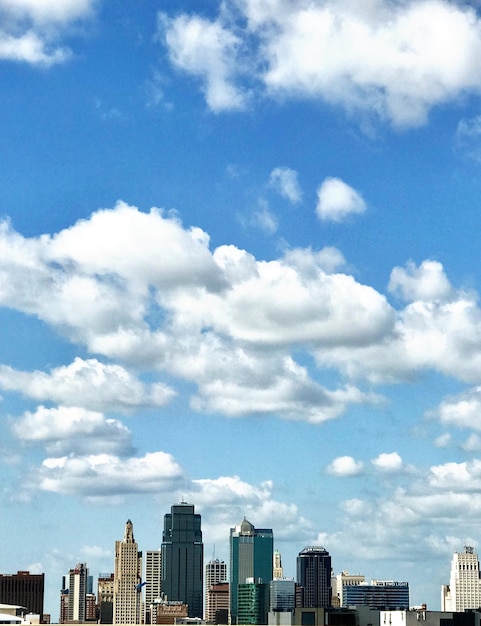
(343, 581, 409, 609)
(237, 582, 269, 625)
(161, 502, 203, 619)
(297, 547, 332, 608)
(230, 519, 273, 624)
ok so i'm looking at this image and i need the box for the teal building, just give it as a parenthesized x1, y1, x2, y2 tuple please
(229, 518, 273, 624)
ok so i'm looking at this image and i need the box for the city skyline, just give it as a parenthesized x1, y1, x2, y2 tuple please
(4, 0, 481, 619)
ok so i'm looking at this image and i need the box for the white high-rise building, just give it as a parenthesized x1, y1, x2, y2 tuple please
(442, 546, 481, 611)
(113, 519, 142, 625)
(60, 563, 88, 623)
(145, 550, 162, 624)
(205, 559, 227, 622)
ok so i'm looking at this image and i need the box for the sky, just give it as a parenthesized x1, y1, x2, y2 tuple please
(5, 0, 481, 618)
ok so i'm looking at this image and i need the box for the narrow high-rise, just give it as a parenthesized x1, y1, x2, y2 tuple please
(205, 559, 227, 622)
(61, 563, 88, 623)
(145, 550, 162, 624)
(113, 519, 142, 625)
(161, 502, 203, 618)
(442, 545, 481, 611)
(297, 547, 332, 608)
(229, 518, 273, 624)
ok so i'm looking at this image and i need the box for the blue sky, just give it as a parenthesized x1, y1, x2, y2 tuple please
(4, 0, 481, 618)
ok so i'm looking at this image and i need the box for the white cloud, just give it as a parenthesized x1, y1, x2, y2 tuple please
(389, 260, 453, 302)
(454, 115, 481, 162)
(371, 451, 403, 472)
(159, 13, 247, 112)
(326, 455, 364, 476)
(12, 405, 134, 456)
(269, 167, 302, 204)
(316, 177, 366, 222)
(0, 0, 96, 65)
(161, 0, 481, 127)
(0, 357, 175, 413)
(37, 451, 185, 496)
(251, 204, 278, 234)
(434, 387, 481, 431)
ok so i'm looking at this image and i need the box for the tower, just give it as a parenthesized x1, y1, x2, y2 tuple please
(63, 563, 88, 622)
(229, 518, 273, 624)
(297, 547, 331, 608)
(205, 559, 227, 622)
(145, 550, 162, 624)
(273, 551, 283, 579)
(442, 545, 481, 611)
(161, 502, 203, 618)
(113, 519, 142, 625)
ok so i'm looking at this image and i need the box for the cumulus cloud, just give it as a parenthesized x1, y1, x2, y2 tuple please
(316, 177, 366, 222)
(159, 12, 247, 112)
(160, 0, 481, 127)
(269, 167, 302, 204)
(0, 0, 96, 65)
(434, 387, 481, 431)
(0, 357, 175, 413)
(389, 260, 453, 302)
(12, 405, 134, 456)
(371, 451, 403, 472)
(37, 451, 185, 495)
(326, 455, 364, 476)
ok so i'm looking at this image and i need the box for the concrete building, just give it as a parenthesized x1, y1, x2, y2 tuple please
(60, 563, 88, 623)
(273, 552, 283, 580)
(297, 547, 331, 608)
(113, 520, 142, 625)
(145, 551, 162, 624)
(155, 601, 188, 625)
(0, 572, 44, 619)
(229, 518, 273, 624)
(206, 583, 228, 625)
(344, 581, 409, 610)
(442, 546, 481, 612)
(204, 561, 226, 623)
(161, 503, 203, 619)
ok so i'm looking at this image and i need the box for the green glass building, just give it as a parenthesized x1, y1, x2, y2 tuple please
(229, 518, 273, 624)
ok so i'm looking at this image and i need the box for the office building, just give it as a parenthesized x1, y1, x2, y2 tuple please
(238, 579, 269, 625)
(333, 572, 365, 608)
(229, 518, 274, 624)
(297, 547, 332, 608)
(161, 502, 203, 618)
(145, 550, 162, 624)
(60, 563, 88, 623)
(97, 573, 114, 624)
(344, 580, 409, 609)
(269, 578, 295, 612)
(113, 519, 142, 625)
(442, 546, 481, 611)
(205, 560, 227, 622)
(0, 572, 44, 618)
(206, 583, 229, 625)
(155, 600, 188, 624)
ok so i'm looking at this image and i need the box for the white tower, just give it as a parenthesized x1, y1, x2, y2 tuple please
(114, 519, 142, 624)
(205, 559, 227, 622)
(145, 550, 162, 624)
(442, 546, 481, 611)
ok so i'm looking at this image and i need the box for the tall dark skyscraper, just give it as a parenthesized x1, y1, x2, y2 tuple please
(229, 518, 273, 625)
(0, 571, 44, 618)
(161, 502, 203, 618)
(297, 546, 332, 608)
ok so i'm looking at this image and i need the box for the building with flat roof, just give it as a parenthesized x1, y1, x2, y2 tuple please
(0, 573, 44, 619)
(442, 546, 481, 612)
(344, 580, 409, 610)
(205, 561, 226, 623)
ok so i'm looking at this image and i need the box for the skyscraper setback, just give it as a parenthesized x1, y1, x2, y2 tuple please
(442, 545, 481, 611)
(113, 519, 142, 625)
(229, 518, 273, 625)
(161, 502, 203, 618)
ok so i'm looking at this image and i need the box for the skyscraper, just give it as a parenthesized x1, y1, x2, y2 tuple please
(161, 502, 203, 618)
(113, 519, 142, 625)
(97, 573, 114, 624)
(61, 563, 88, 623)
(273, 551, 283, 580)
(0, 571, 44, 618)
(145, 550, 162, 624)
(205, 560, 227, 622)
(442, 545, 481, 611)
(229, 518, 273, 624)
(297, 547, 332, 608)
